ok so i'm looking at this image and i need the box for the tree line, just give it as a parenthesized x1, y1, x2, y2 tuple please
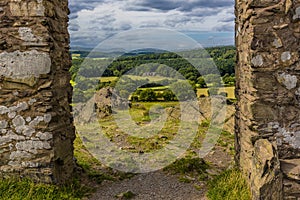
(70, 46, 236, 103)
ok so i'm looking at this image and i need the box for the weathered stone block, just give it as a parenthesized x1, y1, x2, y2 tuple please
(0, 50, 51, 79)
(9, 0, 45, 17)
(281, 159, 300, 181)
(283, 179, 300, 199)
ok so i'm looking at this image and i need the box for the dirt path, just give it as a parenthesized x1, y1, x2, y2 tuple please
(87, 142, 234, 200)
(89, 170, 207, 200)
(85, 101, 235, 200)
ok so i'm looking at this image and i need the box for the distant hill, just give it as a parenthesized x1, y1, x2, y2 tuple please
(71, 48, 170, 58)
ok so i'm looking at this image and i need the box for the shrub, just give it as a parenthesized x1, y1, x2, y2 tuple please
(162, 89, 177, 101)
(139, 89, 157, 101)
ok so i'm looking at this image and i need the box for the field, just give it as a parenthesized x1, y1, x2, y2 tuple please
(99, 76, 118, 82)
(197, 86, 235, 99)
(98, 76, 236, 99)
(99, 75, 176, 82)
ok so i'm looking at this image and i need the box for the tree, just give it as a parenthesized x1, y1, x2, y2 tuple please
(139, 89, 157, 101)
(222, 74, 235, 86)
(162, 90, 177, 101)
(170, 81, 197, 101)
(204, 74, 222, 87)
(197, 76, 207, 88)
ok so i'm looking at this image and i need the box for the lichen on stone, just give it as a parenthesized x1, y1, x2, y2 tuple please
(277, 73, 297, 90)
(281, 51, 291, 62)
(251, 55, 264, 67)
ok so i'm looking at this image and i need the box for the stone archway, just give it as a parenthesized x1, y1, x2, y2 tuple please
(0, 0, 75, 183)
(235, 0, 300, 199)
(0, 0, 299, 198)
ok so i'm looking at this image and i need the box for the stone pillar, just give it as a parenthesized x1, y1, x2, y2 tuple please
(236, 0, 300, 199)
(0, 0, 75, 183)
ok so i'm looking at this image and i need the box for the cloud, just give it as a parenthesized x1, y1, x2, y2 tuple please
(187, 7, 222, 17)
(68, 0, 104, 21)
(218, 16, 235, 23)
(164, 15, 195, 27)
(136, 0, 234, 12)
(179, 0, 234, 11)
(68, 0, 235, 48)
(69, 0, 103, 13)
(90, 15, 116, 26)
(68, 21, 80, 31)
(136, 0, 181, 11)
(139, 21, 160, 28)
(122, 6, 154, 12)
(213, 23, 234, 32)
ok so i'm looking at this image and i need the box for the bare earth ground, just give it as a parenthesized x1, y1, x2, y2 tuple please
(89, 170, 207, 200)
(88, 144, 234, 200)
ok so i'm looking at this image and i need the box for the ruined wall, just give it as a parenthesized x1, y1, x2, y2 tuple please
(235, 0, 300, 199)
(0, 0, 75, 183)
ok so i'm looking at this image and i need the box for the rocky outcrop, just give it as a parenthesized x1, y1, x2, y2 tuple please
(0, 0, 75, 183)
(94, 87, 131, 118)
(73, 87, 131, 124)
(94, 87, 114, 119)
(236, 0, 300, 199)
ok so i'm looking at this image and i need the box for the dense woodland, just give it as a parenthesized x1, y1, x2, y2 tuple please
(70, 46, 236, 102)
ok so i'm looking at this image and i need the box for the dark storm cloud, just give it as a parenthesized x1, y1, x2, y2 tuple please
(68, 0, 103, 17)
(136, 0, 181, 11)
(71, 38, 101, 48)
(123, 6, 154, 12)
(69, 0, 234, 14)
(179, 0, 234, 12)
(136, 0, 234, 12)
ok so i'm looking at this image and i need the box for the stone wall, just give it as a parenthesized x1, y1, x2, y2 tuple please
(0, 0, 75, 183)
(235, 0, 300, 199)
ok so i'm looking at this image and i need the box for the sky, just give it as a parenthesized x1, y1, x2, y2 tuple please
(68, 0, 235, 49)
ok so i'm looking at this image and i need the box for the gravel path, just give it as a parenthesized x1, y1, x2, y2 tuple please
(89, 170, 207, 200)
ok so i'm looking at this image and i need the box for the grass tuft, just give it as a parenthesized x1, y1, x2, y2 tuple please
(115, 190, 136, 199)
(0, 178, 89, 200)
(207, 168, 251, 200)
(164, 157, 209, 174)
(164, 156, 209, 182)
